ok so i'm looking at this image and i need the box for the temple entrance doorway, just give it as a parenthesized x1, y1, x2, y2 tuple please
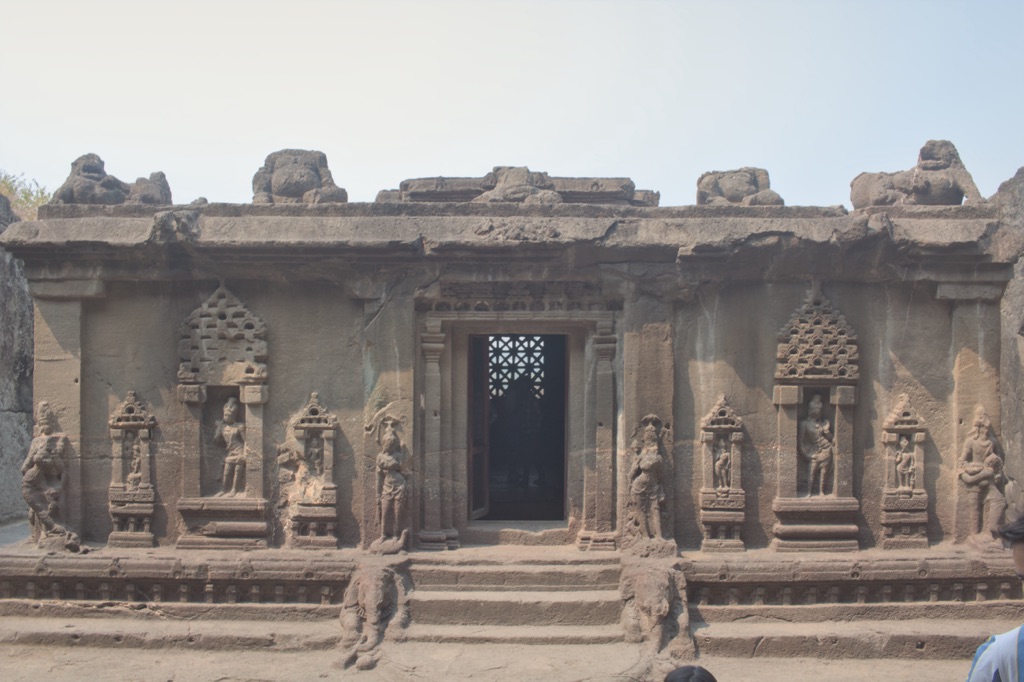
(469, 334, 567, 521)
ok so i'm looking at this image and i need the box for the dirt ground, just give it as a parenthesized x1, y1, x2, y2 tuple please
(0, 641, 976, 681)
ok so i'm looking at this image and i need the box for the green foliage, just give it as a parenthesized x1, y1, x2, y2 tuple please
(0, 170, 51, 221)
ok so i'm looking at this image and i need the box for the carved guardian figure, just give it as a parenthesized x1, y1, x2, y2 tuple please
(21, 402, 80, 552)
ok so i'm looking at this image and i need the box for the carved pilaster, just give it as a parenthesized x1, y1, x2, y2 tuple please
(577, 318, 618, 550)
(419, 319, 451, 550)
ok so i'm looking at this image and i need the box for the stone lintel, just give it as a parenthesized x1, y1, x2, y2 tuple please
(935, 282, 1005, 301)
(29, 280, 105, 299)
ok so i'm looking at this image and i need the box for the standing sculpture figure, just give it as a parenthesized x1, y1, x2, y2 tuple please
(712, 434, 731, 494)
(798, 394, 834, 496)
(959, 407, 1007, 539)
(377, 416, 407, 541)
(214, 397, 246, 496)
(895, 436, 915, 491)
(629, 415, 667, 540)
(21, 402, 76, 547)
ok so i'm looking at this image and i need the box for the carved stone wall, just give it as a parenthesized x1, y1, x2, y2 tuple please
(0, 195, 32, 523)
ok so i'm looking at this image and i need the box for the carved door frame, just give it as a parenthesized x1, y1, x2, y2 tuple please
(418, 310, 616, 548)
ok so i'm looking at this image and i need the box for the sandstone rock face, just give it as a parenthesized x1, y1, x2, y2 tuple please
(50, 153, 172, 205)
(696, 167, 784, 206)
(251, 149, 348, 204)
(850, 140, 985, 209)
(0, 194, 32, 523)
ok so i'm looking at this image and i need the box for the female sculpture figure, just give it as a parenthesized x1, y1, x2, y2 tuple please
(713, 434, 731, 494)
(895, 436, 915, 491)
(798, 394, 834, 496)
(214, 397, 246, 496)
(629, 415, 667, 540)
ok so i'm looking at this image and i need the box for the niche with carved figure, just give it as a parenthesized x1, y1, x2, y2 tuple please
(772, 283, 860, 552)
(175, 286, 270, 549)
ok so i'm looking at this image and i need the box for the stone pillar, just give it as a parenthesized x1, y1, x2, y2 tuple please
(576, 318, 618, 550)
(938, 284, 1003, 543)
(419, 318, 448, 550)
(240, 384, 268, 499)
(177, 384, 206, 499)
(29, 279, 105, 538)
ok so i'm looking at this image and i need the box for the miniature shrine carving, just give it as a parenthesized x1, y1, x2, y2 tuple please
(880, 394, 929, 549)
(699, 396, 746, 551)
(21, 401, 80, 552)
(108, 392, 158, 548)
(369, 414, 409, 555)
(274, 392, 339, 548)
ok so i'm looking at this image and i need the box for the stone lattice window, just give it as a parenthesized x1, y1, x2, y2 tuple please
(488, 335, 545, 398)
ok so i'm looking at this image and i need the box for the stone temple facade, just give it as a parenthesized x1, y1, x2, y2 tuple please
(2, 144, 1024, 674)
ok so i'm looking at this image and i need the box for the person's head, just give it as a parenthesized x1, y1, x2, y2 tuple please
(664, 665, 718, 682)
(998, 516, 1024, 579)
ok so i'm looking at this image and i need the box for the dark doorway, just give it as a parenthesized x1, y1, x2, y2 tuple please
(469, 334, 567, 521)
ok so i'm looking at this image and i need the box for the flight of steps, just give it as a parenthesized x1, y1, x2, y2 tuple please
(402, 549, 624, 645)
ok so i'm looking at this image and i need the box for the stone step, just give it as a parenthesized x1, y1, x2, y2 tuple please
(407, 589, 622, 627)
(401, 623, 624, 644)
(409, 562, 620, 591)
(693, 618, 1020, 660)
(0, 615, 338, 651)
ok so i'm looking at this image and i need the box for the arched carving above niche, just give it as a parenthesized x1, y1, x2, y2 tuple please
(177, 285, 268, 386)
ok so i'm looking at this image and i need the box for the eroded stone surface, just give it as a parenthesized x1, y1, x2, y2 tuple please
(697, 167, 784, 206)
(49, 154, 171, 205)
(850, 140, 985, 209)
(252, 149, 348, 205)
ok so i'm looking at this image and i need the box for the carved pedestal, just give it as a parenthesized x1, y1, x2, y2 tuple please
(880, 395, 929, 549)
(176, 496, 270, 549)
(108, 392, 157, 548)
(699, 396, 746, 552)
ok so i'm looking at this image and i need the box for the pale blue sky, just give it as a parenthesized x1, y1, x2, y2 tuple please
(2, 0, 1021, 208)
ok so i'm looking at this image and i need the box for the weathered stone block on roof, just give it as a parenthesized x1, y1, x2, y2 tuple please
(850, 140, 985, 209)
(377, 166, 658, 206)
(697, 167, 784, 206)
(252, 149, 348, 205)
(50, 154, 172, 206)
